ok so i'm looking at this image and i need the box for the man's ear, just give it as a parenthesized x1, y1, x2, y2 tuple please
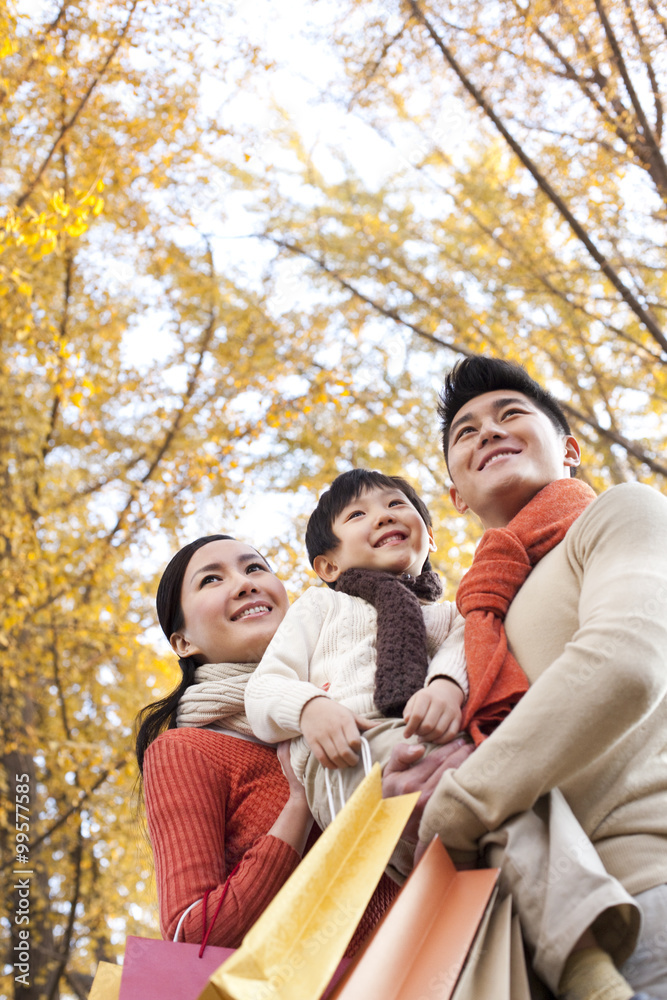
(313, 554, 341, 584)
(170, 631, 201, 658)
(564, 435, 581, 470)
(449, 484, 469, 515)
(427, 526, 437, 552)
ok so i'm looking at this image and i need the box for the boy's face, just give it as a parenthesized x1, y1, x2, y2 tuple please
(313, 486, 436, 584)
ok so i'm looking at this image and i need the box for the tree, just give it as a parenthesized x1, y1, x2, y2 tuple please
(282, 0, 667, 482)
(2, 1, 666, 996)
(1, 4, 471, 995)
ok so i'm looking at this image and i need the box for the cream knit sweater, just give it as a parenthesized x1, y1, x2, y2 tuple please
(245, 586, 467, 782)
(420, 483, 667, 897)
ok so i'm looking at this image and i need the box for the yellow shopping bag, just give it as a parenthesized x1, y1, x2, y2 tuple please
(88, 961, 122, 1000)
(198, 763, 418, 1000)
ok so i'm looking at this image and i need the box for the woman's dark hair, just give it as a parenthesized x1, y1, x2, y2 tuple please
(135, 534, 235, 772)
(305, 469, 434, 587)
(438, 357, 573, 471)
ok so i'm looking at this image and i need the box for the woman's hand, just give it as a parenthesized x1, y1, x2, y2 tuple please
(269, 742, 313, 855)
(277, 741, 307, 803)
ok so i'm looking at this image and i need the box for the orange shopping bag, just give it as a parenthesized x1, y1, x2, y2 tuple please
(328, 837, 499, 1000)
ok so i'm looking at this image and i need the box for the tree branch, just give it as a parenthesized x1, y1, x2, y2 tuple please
(593, 0, 667, 194)
(647, 0, 667, 43)
(45, 825, 84, 1000)
(15, 0, 140, 208)
(561, 400, 667, 477)
(265, 234, 666, 477)
(406, 0, 667, 357)
(2, 759, 126, 870)
(104, 242, 218, 544)
(0, 1, 71, 108)
(622, 0, 664, 142)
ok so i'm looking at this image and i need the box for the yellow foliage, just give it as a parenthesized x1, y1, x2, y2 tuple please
(1, 3, 666, 997)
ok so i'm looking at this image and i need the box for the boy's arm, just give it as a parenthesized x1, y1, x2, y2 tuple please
(245, 590, 332, 743)
(425, 606, 468, 697)
(299, 696, 372, 768)
(402, 677, 465, 743)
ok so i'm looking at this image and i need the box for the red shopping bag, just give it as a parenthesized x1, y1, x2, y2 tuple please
(119, 936, 235, 999)
(118, 936, 350, 1000)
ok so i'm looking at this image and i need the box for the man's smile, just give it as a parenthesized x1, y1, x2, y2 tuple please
(478, 447, 521, 471)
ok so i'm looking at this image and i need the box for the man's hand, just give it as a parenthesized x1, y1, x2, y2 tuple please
(382, 738, 474, 841)
(402, 677, 464, 743)
(300, 696, 372, 769)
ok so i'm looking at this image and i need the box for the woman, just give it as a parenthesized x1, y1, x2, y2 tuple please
(136, 533, 397, 949)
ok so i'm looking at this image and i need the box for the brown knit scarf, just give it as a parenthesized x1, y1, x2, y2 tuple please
(334, 565, 443, 718)
(457, 478, 597, 746)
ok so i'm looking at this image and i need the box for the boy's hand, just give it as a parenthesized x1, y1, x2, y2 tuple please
(402, 677, 464, 743)
(300, 696, 372, 769)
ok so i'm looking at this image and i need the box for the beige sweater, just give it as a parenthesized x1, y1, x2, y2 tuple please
(420, 482, 667, 896)
(246, 586, 467, 782)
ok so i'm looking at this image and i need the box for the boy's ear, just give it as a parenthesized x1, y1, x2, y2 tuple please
(313, 554, 341, 584)
(170, 631, 201, 658)
(449, 484, 469, 515)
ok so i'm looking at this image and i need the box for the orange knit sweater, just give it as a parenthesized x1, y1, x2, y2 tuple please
(143, 728, 398, 950)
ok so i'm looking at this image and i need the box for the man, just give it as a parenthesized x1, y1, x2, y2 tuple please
(418, 356, 667, 998)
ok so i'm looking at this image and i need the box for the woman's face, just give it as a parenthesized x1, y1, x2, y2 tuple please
(171, 539, 290, 664)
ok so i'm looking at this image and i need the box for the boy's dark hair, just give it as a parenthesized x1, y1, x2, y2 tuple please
(438, 356, 573, 471)
(306, 469, 433, 585)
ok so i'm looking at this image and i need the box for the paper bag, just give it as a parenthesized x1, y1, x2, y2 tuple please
(327, 836, 499, 1000)
(452, 893, 531, 1000)
(199, 763, 419, 1000)
(119, 936, 235, 999)
(88, 961, 122, 1000)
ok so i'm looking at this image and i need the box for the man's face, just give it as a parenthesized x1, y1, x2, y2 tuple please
(446, 390, 580, 529)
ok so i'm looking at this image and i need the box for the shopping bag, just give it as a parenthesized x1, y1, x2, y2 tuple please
(451, 894, 531, 1000)
(88, 961, 122, 1000)
(327, 836, 499, 1000)
(198, 762, 419, 1000)
(118, 936, 235, 999)
(117, 936, 351, 1000)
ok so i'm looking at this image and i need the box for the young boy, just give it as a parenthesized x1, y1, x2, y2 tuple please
(245, 468, 524, 879)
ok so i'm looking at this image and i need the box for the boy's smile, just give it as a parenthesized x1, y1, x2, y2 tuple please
(313, 486, 436, 583)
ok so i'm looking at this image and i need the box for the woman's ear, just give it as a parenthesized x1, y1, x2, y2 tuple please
(427, 526, 437, 553)
(313, 554, 341, 584)
(170, 631, 200, 658)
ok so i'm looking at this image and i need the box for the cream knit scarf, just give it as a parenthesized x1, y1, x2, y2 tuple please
(175, 661, 257, 738)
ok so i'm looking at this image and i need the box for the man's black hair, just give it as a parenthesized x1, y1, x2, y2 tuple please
(438, 356, 573, 470)
(305, 469, 433, 585)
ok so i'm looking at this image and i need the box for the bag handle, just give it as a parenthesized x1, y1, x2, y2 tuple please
(324, 735, 372, 823)
(173, 860, 241, 956)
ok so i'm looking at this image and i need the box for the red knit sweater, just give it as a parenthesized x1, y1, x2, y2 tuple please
(143, 728, 398, 950)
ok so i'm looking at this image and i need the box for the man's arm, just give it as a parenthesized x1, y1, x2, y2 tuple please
(420, 484, 667, 851)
